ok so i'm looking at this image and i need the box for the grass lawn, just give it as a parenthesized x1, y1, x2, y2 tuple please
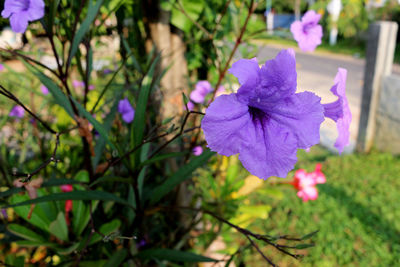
(244, 147, 400, 266)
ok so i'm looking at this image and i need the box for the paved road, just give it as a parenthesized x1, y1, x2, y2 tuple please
(255, 45, 367, 152)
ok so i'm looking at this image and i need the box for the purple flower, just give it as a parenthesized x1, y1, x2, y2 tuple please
(190, 81, 213, 103)
(88, 85, 95, 90)
(103, 68, 112, 74)
(41, 85, 49, 95)
(201, 49, 324, 179)
(192, 146, 203, 156)
(323, 68, 351, 153)
(0, 209, 7, 220)
(118, 98, 135, 123)
(186, 101, 195, 111)
(1, 0, 45, 33)
(290, 10, 323, 52)
(0, 64, 4, 72)
(72, 80, 85, 88)
(9, 105, 24, 118)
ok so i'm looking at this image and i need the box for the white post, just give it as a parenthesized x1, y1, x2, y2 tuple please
(327, 0, 342, 46)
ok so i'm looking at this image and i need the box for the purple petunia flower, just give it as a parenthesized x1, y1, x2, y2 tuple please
(323, 68, 351, 153)
(1, 0, 45, 33)
(118, 98, 135, 123)
(186, 101, 195, 111)
(9, 105, 24, 118)
(190, 81, 213, 103)
(201, 49, 325, 179)
(41, 85, 49, 95)
(192, 146, 203, 156)
(0, 64, 4, 72)
(290, 10, 323, 52)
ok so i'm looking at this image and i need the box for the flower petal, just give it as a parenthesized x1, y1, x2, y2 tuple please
(253, 91, 324, 149)
(9, 13, 28, 33)
(238, 118, 298, 179)
(26, 0, 45, 21)
(202, 94, 251, 156)
(1, 0, 27, 18)
(301, 10, 321, 25)
(257, 49, 297, 101)
(228, 58, 259, 86)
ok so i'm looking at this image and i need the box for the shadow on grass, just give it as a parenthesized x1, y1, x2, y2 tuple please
(320, 184, 400, 246)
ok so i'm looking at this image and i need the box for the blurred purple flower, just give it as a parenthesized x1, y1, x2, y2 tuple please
(290, 10, 323, 52)
(73, 80, 85, 88)
(0, 209, 7, 220)
(9, 105, 24, 118)
(41, 85, 49, 95)
(1, 0, 45, 33)
(190, 81, 213, 103)
(0, 64, 4, 72)
(192, 146, 203, 156)
(118, 98, 135, 123)
(103, 68, 112, 74)
(201, 49, 324, 179)
(323, 68, 351, 153)
(89, 85, 95, 90)
(186, 101, 194, 111)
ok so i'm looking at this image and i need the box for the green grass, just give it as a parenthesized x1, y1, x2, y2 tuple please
(253, 147, 400, 266)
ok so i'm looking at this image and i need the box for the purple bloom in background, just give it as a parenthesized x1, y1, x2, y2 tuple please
(201, 49, 325, 179)
(41, 85, 49, 95)
(190, 81, 213, 103)
(0, 64, 4, 72)
(72, 80, 85, 88)
(323, 68, 351, 153)
(118, 98, 135, 123)
(186, 101, 194, 111)
(103, 68, 112, 75)
(88, 85, 95, 90)
(9, 105, 24, 118)
(0, 209, 7, 220)
(1, 0, 45, 33)
(192, 146, 203, 156)
(290, 10, 323, 52)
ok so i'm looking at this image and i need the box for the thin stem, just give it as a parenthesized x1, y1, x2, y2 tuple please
(209, 0, 257, 102)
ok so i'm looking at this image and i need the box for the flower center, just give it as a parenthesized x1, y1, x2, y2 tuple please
(303, 23, 313, 34)
(21, 0, 30, 11)
(248, 106, 269, 124)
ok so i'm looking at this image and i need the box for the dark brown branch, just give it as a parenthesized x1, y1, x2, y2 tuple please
(246, 235, 276, 267)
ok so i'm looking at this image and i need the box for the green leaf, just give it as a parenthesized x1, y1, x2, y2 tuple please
(49, 212, 69, 241)
(89, 176, 131, 187)
(88, 219, 121, 245)
(25, 63, 75, 118)
(149, 150, 214, 205)
(104, 249, 128, 267)
(68, 0, 104, 62)
(300, 230, 319, 240)
(171, 0, 205, 33)
(72, 200, 99, 236)
(8, 224, 46, 242)
(3, 191, 134, 209)
(131, 54, 160, 165)
(135, 249, 217, 262)
(72, 98, 117, 152)
(140, 152, 187, 167)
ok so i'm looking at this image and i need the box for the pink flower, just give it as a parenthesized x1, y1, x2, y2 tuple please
(40, 85, 49, 95)
(192, 146, 203, 156)
(60, 184, 73, 225)
(292, 163, 326, 202)
(0, 64, 4, 71)
(9, 105, 24, 118)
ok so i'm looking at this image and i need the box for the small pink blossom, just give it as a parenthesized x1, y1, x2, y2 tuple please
(292, 163, 326, 202)
(60, 184, 73, 225)
(192, 146, 203, 156)
(41, 85, 49, 95)
(9, 105, 24, 118)
(0, 64, 4, 71)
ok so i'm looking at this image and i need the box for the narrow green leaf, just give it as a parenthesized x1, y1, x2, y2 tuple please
(295, 243, 315, 249)
(8, 224, 46, 242)
(122, 37, 142, 71)
(3, 191, 134, 209)
(49, 212, 69, 241)
(149, 150, 214, 205)
(300, 230, 319, 240)
(68, 0, 104, 62)
(135, 249, 217, 262)
(72, 98, 117, 152)
(88, 219, 121, 245)
(72, 201, 99, 236)
(104, 249, 128, 267)
(25, 63, 75, 118)
(89, 176, 131, 187)
(140, 152, 187, 167)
